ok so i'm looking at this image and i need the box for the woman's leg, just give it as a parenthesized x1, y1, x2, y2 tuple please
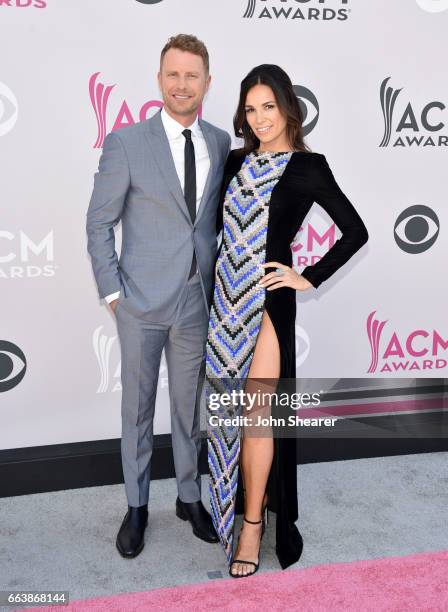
(230, 309, 280, 576)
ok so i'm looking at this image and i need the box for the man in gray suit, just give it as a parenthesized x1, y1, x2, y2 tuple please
(86, 34, 231, 557)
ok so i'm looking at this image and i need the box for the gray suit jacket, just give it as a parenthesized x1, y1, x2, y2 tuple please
(86, 110, 231, 322)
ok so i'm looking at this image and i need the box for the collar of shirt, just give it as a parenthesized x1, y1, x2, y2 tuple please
(160, 106, 202, 141)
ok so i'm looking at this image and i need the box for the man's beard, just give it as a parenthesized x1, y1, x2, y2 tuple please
(164, 95, 199, 117)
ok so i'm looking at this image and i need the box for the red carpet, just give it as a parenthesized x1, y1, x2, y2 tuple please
(31, 550, 448, 611)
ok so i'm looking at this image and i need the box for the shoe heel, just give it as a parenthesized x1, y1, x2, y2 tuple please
(262, 494, 269, 535)
(261, 511, 267, 538)
(176, 504, 188, 521)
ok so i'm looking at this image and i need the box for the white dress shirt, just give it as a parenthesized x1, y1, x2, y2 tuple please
(105, 106, 210, 304)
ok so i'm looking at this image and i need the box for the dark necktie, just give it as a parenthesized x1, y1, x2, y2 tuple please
(183, 128, 197, 278)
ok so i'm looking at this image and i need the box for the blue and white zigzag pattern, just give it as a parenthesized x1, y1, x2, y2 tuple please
(205, 151, 293, 563)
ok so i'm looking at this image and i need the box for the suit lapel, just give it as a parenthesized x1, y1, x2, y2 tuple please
(144, 111, 192, 223)
(144, 110, 218, 226)
(195, 118, 217, 225)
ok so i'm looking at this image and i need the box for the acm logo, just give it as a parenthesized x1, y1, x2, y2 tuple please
(93, 326, 168, 393)
(243, 0, 350, 20)
(89, 72, 170, 148)
(366, 311, 447, 374)
(379, 77, 447, 148)
(0, 230, 56, 279)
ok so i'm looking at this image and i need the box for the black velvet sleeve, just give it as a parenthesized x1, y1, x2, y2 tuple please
(301, 153, 369, 289)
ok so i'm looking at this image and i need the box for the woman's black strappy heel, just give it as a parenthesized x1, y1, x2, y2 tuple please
(228, 516, 264, 578)
(229, 489, 269, 578)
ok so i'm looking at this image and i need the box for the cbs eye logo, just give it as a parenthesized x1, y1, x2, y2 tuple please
(0, 341, 27, 392)
(394, 205, 440, 254)
(0, 82, 18, 137)
(292, 85, 319, 137)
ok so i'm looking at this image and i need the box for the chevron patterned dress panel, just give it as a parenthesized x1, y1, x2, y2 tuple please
(205, 150, 293, 563)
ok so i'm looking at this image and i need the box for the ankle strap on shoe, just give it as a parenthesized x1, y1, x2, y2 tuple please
(243, 516, 262, 524)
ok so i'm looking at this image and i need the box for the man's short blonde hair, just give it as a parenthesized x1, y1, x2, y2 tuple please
(160, 34, 210, 74)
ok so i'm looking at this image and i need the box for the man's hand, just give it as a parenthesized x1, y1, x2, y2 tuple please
(110, 299, 119, 314)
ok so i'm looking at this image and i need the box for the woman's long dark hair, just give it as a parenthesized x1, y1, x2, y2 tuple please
(233, 64, 312, 154)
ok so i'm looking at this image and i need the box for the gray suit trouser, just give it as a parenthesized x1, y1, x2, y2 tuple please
(115, 273, 208, 507)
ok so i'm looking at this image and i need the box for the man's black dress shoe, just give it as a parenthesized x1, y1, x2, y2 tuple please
(116, 504, 148, 558)
(175, 497, 219, 543)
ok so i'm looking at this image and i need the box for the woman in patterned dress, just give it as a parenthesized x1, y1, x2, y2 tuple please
(205, 64, 369, 577)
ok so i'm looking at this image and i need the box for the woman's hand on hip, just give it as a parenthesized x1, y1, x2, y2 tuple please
(258, 261, 313, 291)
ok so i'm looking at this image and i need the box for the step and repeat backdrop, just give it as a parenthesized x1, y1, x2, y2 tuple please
(1, 0, 446, 449)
